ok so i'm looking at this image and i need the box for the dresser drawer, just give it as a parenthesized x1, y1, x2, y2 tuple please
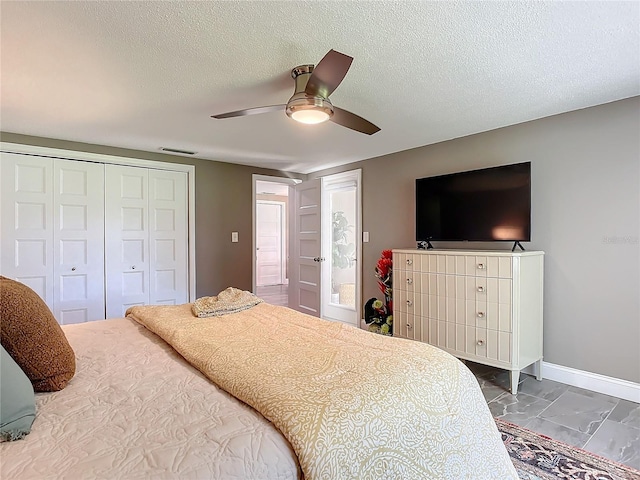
(395, 252, 420, 272)
(466, 327, 512, 364)
(394, 270, 422, 292)
(394, 309, 423, 341)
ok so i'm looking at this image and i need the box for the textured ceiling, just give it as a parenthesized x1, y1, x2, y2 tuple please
(1, 1, 638, 174)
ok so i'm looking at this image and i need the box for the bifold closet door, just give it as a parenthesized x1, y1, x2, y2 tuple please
(105, 165, 151, 317)
(53, 160, 105, 323)
(148, 170, 188, 306)
(1, 154, 55, 305)
(1, 154, 106, 323)
(105, 165, 188, 317)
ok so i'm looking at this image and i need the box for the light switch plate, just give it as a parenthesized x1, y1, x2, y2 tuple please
(231, 232, 238, 242)
(363, 231, 370, 242)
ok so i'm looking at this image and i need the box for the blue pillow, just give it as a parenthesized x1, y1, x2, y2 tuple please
(1, 345, 36, 441)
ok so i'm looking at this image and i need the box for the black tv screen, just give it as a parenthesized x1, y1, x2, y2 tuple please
(416, 162, 531, 242)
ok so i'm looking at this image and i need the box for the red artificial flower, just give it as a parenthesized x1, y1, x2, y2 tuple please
(381, 249, 393, 259)
(377, 258, 392, 277)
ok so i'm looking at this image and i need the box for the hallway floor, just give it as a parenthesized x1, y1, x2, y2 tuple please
(256, 284, 288, 307)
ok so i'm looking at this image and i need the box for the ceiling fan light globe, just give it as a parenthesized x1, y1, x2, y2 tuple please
(291, 109, 331, 124)
(285, 94, 334, 125)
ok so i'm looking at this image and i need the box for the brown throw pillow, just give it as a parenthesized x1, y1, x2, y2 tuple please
(0, 276, 76, 392)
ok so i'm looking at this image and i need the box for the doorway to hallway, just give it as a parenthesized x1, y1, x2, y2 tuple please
(252, 175, 300, 307)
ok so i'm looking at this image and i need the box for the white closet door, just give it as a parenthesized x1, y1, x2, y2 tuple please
(148, 170, 188, 305)
(0, 154, 54, 304)
(105, 165, 150, 317)
(53, 159, 105, 324)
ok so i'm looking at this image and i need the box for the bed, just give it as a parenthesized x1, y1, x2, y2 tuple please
(1, 301, 518, 479)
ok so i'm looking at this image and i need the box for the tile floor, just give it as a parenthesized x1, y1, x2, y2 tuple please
(467, 361, 640, 470)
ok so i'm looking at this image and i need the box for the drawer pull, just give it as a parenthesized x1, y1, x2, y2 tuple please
(406, 300, 413, 307)
(477, 340, 484, 346)
(406, 323, 412, 329)
(477, 263, 485, 270)
(477, 312, 485, 318)
(406, 278, 413, 285)
(477, 286, 485, 293)
(406, 259, 413, 266)
(71, 267, 76, 271)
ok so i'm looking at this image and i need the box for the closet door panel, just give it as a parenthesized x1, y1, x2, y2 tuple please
(53, 159, 105, 323)
(105, 165, 150, 317)
(149, 170, 188, 305)
(0, 154, 54, 305)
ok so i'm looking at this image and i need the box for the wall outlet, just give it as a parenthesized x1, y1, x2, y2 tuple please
(231, 232, 238, 242)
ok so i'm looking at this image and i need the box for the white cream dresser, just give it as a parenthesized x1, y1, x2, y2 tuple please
(392, 249, 544, 394)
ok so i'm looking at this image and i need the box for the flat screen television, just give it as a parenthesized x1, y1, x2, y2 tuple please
(416, 162, 531, 244)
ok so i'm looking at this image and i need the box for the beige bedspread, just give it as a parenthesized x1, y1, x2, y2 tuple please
(127, 302, 518, 480)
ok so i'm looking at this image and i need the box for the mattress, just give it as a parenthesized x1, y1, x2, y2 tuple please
(0, 318, 301, 480)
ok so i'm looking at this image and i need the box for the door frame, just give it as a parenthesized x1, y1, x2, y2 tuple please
(0, 142, 197, 301)
(252, 174, 301, 293)
(256, 200, 286, 286)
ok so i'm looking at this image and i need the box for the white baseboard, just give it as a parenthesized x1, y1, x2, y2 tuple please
(523, 362, 640, 403)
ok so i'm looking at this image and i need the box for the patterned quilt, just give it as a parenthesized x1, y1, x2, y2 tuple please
(127, 302, 518, 480)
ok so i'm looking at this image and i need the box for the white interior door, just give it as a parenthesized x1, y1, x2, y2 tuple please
(53, 159, 105, 323)
(289, 179, 322, 316)
(149, 169, 188, 306)
(321, 170, 361, 327)
(256, 201, 284, 286)
(105, 165, 150, 317)
(0, 153, 54, 305)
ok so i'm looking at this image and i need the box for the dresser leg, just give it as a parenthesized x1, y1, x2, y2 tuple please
(533, 359, 542, 381)
(510, 370, 520, 395)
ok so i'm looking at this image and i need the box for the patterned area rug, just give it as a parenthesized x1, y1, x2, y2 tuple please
(497, 419, 640, 480)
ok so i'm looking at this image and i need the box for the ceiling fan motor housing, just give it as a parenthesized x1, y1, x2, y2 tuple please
(285, 65, 334, 124)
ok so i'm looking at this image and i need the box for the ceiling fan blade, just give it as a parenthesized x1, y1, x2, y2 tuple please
(330, 107, 380, 135)
(305, 50, 353, 98)
(212, 104, 285, 119)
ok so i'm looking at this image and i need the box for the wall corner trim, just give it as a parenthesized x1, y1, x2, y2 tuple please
(525, 362, 640, 403)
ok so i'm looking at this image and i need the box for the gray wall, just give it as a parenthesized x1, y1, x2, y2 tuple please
(0, 132, 305, 298)
(310, 97, 640, 383)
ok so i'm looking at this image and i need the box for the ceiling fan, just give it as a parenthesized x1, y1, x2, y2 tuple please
(212, 50, 380, 135)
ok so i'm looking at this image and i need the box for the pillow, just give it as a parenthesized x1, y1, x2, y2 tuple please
(0, 276, 76, 392)
(0, 345, 36, 441)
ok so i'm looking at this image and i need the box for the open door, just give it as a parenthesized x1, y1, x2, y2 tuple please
(288, 179, 322, 316)
(321, 170, 361, 327)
